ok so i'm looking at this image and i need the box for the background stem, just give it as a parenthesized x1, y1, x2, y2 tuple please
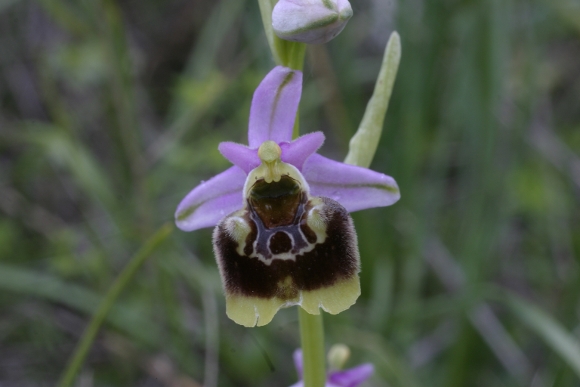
(56, 223, 174, 387)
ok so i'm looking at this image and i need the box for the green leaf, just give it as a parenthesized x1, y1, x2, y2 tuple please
(503, 292, 580, 379)
(0, 263, 159, 346)
(22, 123, 116, 209)
(344, 31, 401, 168)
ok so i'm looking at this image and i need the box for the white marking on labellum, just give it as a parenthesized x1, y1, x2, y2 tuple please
(223, 214, 252, 257)
(247, 223, 324, 265)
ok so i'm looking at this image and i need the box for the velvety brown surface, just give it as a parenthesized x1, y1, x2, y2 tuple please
(214, 197, 359, 300)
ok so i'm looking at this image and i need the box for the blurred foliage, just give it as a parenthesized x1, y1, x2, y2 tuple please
(1, 0, 580, 386)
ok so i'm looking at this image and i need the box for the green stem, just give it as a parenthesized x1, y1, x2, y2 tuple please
(256, 0, 306, 70)
(56, 223, 174, 387)
(281, 38, 306, 139)
(299, 308, 326, 387)
(278, 38, 306, 70)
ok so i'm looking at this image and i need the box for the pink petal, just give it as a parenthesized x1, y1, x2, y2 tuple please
(175, 166, 246, 231)
(328, 364, 374, 387)
(218, 142, 260, 173)
(303, 154, 400, 212)
(293, 349, 304, 378)
(280, 132, 325, 170)
(248, 66, 302, 148)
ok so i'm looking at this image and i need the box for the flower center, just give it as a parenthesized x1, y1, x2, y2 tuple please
(243, 140, 311, 203)
(249, 175, 303, 228)
(257, 140, 283, 183)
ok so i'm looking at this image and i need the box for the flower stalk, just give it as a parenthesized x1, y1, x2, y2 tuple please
(56, 224, 173, 387)
(278, 39, 306, 71)
(256, 0, 306, 70)
(299, 309, 326, 387)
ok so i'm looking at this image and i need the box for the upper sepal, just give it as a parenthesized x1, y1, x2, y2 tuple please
(248, 66, 302, 148)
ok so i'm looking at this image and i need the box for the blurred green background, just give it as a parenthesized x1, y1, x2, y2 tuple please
(1, 0, 580, 386)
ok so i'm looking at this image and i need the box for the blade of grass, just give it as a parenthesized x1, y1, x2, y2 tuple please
(181, 0, 247, 81)
(501, 292, 580, 380)
(0, 0, 20, 13)
(0, 265, 158, 346)
(152, 0, 246, 164)
(337, 327, 424, 387)
(36, 0, 91, 36)
(56, 223, 173, 387)
(256, 0, 278, 64)
(22, 123, 116, 209)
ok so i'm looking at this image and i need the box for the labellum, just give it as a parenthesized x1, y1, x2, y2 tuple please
(213, 141, 360, 327)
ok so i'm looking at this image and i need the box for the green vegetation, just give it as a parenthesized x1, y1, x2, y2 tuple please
(1, 0, 580, 386)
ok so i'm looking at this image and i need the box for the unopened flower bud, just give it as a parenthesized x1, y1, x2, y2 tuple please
(328, 343, 351, 370)
(272, 0, 353, 44)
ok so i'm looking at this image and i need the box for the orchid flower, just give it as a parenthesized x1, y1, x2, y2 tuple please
(175, 66, 399, 327)
(290, 349, 374, 387)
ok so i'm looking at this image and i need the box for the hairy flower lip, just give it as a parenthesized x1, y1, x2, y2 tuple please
(175, 65, 400, 232)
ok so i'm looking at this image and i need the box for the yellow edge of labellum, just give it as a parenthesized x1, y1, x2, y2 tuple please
(300, 276, 361, 315)
(225, 295, 282, 327)
(225, 276, 360, 327)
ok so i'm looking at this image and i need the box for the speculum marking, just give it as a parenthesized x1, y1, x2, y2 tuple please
(213, 196, 359, 300)
(269, 231, 293, 254)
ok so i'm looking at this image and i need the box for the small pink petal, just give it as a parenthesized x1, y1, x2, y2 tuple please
(303, 154, 400, 212)
(218, 142, 260, 173)
(175, 166, 246, 231)
(248, 66, 302, 148)
(328, 364, 374, 387)
(293, 349, 304, 378)
(280, 131, 325, 170)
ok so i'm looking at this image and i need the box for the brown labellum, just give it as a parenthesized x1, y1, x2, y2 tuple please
(213, 175, 361, 327)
